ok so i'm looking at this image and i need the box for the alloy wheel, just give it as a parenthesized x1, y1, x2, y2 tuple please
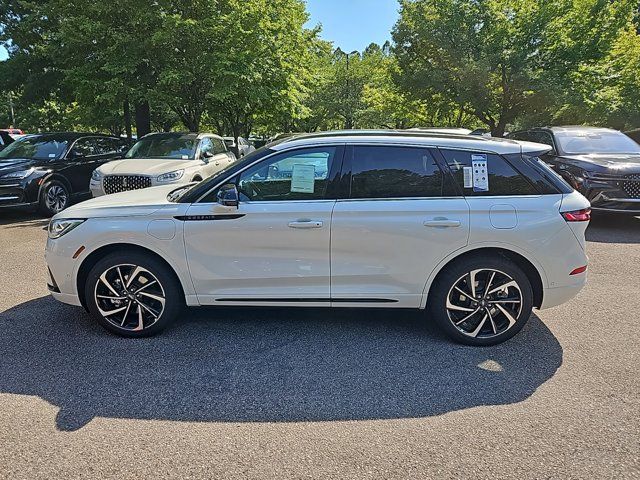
(45, 185, 68, 213)
(94, 264, 166, 332)
(445, 268, 523, 338)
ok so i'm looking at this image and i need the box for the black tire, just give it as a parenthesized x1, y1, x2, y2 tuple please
(428, 254, 534, 346)
(38, 180, 70, 216)
(85, 251, 183, 337)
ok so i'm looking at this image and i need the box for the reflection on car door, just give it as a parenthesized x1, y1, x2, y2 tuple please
(183, 145, 343, 304)
(330, 145, 470, 308)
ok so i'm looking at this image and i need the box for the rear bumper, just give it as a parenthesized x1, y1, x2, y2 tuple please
(540, 275, 586, 309)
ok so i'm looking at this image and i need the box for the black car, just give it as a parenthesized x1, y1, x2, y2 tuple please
(508, 126, 640, 214)
(0, 132, 129, 216)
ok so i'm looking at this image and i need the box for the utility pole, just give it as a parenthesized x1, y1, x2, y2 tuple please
(8, 92, 15, 127)
(342, 50, 359, 130)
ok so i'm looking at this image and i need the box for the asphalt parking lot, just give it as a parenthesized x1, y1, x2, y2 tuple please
(0, 211, 638, 479)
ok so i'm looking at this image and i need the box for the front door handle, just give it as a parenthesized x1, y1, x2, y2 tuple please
(423, 219, 461, 228)
(288, 220, 323, 229)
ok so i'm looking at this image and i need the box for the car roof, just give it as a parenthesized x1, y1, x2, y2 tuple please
(17, 132, 121, 141)
(521, 126, 621, 135)
(140, 132, 222, 141)
(271, 130, 548, 155)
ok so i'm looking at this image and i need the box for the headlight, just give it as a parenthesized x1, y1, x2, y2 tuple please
(1, 168, 34, 180)
(48, 219, 85, 239)
(91, 169, 103, 181)
(157, 169, 184, 183)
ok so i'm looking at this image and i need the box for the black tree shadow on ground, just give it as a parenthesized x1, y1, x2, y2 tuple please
(0, 296, 562, 431)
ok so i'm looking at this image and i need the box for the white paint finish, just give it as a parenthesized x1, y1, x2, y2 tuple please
(147, 219, 176, 240)
(489, 204, 518, 229)
(330, 198, 470, 307)
(183, 200, 335, 301)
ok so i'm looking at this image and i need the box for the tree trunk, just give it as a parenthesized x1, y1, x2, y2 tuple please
(123, 98, 132, 141)
(135, 101, 151, 137)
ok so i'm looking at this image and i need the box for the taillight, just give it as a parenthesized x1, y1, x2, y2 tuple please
(562, 208, 591, 222)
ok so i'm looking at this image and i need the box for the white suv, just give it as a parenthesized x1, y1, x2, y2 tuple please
(89, 132, 236, 197)
(46, 131, 590, 345)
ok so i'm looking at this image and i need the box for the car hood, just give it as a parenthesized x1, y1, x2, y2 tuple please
(56, 184, 181, 219)
(0, 158, 40, 174)
(562, 153, 640, 173)
(98, 158, 196, 176)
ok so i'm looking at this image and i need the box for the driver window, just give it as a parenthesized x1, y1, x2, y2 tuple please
(199, 138, 214, 158)
(238, 147, 336, 201)
(71, 138, 98, 158)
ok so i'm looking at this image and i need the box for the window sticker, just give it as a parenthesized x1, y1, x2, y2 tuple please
(181, 155, 189, 160)
(463, 167, 473, 188)
(471, 154, 489, 192)
(290, 163, 316, 193)
(49, 153, 56, 158)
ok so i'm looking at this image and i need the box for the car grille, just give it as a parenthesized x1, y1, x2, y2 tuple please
(622, 174, 640, 199)
(103, 175, 152, 195)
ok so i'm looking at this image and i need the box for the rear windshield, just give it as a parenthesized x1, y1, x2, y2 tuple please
(126, 135, 197, 160)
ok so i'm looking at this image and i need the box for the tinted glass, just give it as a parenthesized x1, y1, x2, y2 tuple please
(0, 137, 68, 160)
(556, 130, 640, 155)
(93, 137, 121, 155)
(441, 149, 539, 196)
(238, 147, 336, 201)
(528, 131, 555, 148)
(72, 138, 99, 157)
(126, 135, 197, 160)
(213, 138, 227, 154)
(349, 146, 448, 198)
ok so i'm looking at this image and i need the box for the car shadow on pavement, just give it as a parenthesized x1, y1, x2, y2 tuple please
(586, 214, 640, 244)
(0, 211, 49, 229)
(0, 296, 562, 432)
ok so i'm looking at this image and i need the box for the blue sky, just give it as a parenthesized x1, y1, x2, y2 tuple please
(0, 1, 399, 61)
(305, 0, 399, 52)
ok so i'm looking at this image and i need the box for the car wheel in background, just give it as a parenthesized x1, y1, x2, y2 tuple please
(85, 251, 183, 337)
(39, 180, 70, 216)
(428, 255, 534, 346)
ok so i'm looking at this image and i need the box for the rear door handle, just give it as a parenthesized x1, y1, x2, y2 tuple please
(423, 219, 461, 228)
(288, 220, 323, 229)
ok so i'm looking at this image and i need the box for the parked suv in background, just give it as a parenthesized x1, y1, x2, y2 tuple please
(46, 130, 590, 345)
(508, 126, 640, 215)
(90, 132, 236, 197)
(0, 132, 128, 215)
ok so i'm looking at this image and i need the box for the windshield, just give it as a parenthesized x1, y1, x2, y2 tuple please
(126, 135, 197, 160)
(556, 130, 640, 155)
(0, 137, 68, 160)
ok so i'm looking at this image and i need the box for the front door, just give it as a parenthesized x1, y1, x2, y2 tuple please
(184, 145, 343, 305)
(330, 145, 470, 308)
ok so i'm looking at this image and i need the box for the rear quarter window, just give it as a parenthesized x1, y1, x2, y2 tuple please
(440, 149, 540, 196)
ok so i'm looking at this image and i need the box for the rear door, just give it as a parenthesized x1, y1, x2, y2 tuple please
(330, 144, 470, 308)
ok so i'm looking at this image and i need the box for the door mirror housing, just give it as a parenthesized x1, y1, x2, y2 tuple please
(201, 150, 214, 163)
(217, 183, 239, 208)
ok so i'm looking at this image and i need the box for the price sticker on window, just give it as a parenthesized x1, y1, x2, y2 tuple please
(471, 154, 489, 192)
(290, 164, 316, 193)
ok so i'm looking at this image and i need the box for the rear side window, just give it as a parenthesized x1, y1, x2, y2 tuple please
(440, 149, 539, 196)
(348, 145, 454, 199)
(213, 138, 227, 154)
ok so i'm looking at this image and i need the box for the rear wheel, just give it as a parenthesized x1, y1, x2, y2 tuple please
(428, 255, 533, 346)
(85, 252, 182, 337)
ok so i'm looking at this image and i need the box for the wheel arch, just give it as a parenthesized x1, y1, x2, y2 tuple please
(38, 173, 74, 198)
(423, 246, 545, 309)
(76, 243, 186, 309)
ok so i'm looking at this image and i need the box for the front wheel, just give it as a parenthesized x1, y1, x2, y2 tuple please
(428, 255, 533, 346)
(85, 252, 183, 337)
(39, 180, 70, 216)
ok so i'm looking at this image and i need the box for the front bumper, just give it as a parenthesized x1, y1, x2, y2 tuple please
(580, 176, 640, 214)
(0, 182, 35, 208)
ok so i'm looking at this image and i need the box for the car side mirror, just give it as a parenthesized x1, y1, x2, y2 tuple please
(217, 183, 239, 208)
(202, 150, 214, 163)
